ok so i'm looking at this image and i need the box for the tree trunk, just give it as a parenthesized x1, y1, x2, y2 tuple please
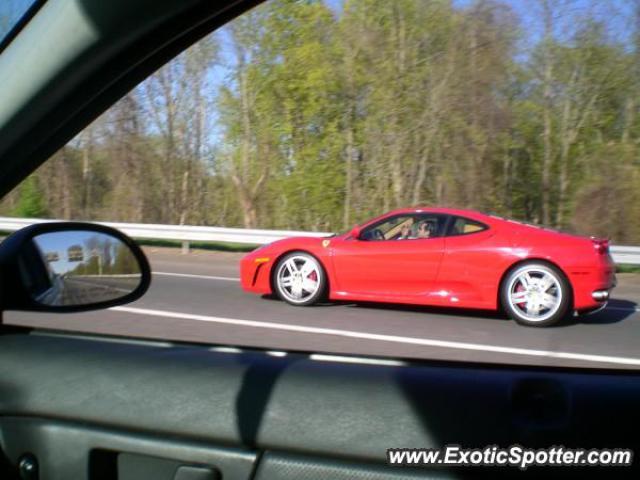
(82, 131, 92, 218)
(344, 121, 354, 229)
(541, 0, 554, 226)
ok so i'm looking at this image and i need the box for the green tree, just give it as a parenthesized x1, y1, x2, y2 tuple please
(13, 176, 48, 218)
(112, 244, 138, 274)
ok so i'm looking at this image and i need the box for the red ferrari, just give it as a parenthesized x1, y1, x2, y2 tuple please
(240, 208, 616, 326)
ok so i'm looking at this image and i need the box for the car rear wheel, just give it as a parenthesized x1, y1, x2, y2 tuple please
(274, 252, 326, 306)
(501, 262, 571, 327)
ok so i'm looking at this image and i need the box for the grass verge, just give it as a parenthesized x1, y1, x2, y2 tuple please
(616, 264, 640, 274)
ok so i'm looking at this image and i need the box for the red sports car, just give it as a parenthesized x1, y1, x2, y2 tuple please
(240, 208, 616, 326)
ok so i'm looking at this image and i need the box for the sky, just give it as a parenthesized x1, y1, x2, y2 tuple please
(34, 231, 120, 274)
(453, 0, 635, 46)
(326, 0, 635, 46)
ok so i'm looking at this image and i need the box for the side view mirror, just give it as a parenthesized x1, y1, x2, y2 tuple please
(349, 226, 361, 240)
(0, 222, 151, 313)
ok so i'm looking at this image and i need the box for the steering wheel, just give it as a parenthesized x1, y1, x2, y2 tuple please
(372, 228, 385, 241)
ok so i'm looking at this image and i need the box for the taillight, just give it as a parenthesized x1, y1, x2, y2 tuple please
(591, 238, 609, 255)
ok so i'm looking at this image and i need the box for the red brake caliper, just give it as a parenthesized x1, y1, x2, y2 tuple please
(515, 284, 526, 307)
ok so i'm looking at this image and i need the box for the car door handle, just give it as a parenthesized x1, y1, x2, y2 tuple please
(118, 453, 220, 480)
(174, 465, 220, 480)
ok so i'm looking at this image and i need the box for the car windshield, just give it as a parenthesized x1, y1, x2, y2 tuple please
(0, 0, 38, 45)
(2, 0, 639, 370)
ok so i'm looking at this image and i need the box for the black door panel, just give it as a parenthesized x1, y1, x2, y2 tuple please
(0, 417, 254, 480)
(0, 333, 639, 479)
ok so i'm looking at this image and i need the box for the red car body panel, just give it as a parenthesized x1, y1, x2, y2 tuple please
(240, 208, 616, 314)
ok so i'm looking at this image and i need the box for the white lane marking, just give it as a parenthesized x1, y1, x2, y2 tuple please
(110, 306, 640, 367)
(311, 354, 407, 366)
(266, 351, 288, 357)
(153, 272, 239, 282)
(209, 346, 243, 354)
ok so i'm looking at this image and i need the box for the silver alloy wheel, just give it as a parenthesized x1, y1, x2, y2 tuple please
(507, 266, 563, 322)
(276, 254, 322, 304)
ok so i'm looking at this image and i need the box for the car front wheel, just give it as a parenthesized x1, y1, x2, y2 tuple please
(501, 262, 571, 327)
(274, 252, 326, 306)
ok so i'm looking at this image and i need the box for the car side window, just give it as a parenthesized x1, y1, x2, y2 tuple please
(360, 214, 446, 241)
(360, 215, 413, 241)
(448, 217, 488, 236)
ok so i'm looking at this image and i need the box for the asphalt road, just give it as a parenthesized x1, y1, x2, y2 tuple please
(38, 276, 140, 306)
(5, 248, 640, 369)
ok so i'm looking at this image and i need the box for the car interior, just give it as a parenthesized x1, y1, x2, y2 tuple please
(0, 1, 639, 479)
(360, 214, 447, 241)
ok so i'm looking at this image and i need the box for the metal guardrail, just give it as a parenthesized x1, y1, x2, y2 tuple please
(0, 216, 638, 264)
(610, 246, 640, 266)
(0, 217, 332, 253)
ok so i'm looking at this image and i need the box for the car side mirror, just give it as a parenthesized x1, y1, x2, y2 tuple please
(0, 222, 151, 313)
(349, 226, 361, 240)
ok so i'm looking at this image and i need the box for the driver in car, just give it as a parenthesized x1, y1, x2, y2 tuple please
(398, 224, 411, 239)
(417, 221, 431, 239)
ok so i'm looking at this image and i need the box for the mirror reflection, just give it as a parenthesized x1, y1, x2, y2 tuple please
(22, 230, 142, 306)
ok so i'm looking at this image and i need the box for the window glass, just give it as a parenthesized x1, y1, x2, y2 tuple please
(449, 217, 487, 236)
(2, 0, 639, 370)
(361, 216, 414, 241)
(361, 214, 446, 240)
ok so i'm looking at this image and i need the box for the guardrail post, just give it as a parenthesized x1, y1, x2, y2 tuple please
(181, 241, 190, 254)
